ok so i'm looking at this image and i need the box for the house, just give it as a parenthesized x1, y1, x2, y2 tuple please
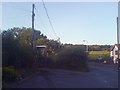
(110, 44, 120, 63)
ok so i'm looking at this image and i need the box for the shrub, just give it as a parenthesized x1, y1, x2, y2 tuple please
(102, 54, 110, 61)
(56, 46, 89, 72)
(46, 57, 56, 69)
(2, 66, 20, 82)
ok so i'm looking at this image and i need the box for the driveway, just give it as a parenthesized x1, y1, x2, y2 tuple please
(11, 62, 118, 88)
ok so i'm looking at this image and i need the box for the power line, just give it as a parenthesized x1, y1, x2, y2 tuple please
(4, 3, 60, 42)
(35, 7, 48, 31)
(5, 14, 31, 19)
(34, 7, 54, 39)
(4, 5, 31, 21)
(5, 6, 32, 13)
(41, 0, 58, 39)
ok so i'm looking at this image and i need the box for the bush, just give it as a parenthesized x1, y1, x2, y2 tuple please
(56, 46, 89, 72)
(2, 66, 20, 82)
(46, 57, 56, 69)
(102, 54, 110, 61)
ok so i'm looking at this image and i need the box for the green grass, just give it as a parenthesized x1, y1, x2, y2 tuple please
(88, 51, 110, 60)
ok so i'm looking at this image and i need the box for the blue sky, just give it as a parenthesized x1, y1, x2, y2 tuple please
(2, 2, 118, 45)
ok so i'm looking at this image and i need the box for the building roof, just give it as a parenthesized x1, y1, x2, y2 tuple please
(110, 44, 120, 51)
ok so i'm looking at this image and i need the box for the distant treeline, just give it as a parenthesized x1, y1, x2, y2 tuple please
(88, 45, 111, 51)
(64, 44, 112, 51)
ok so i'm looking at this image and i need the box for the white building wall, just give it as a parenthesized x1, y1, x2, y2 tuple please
(113, 45, 118, 63)
(110, 51, 113, 57)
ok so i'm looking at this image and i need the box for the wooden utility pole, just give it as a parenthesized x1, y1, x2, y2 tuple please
(32, 4, 35, 49)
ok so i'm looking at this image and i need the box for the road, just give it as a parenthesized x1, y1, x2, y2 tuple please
(11, 62, 118, 88)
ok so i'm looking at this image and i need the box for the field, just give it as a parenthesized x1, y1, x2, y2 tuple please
(88, 51, 110, 61)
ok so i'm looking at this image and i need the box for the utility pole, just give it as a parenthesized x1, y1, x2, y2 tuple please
(32, 4, 35, 49)
(83, 40, 88, 52)
(57, 37, 60, 43)
(32, 4, 41, 69)
(117, 17, 120, 69)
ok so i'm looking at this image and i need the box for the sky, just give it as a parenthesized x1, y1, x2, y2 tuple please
(1, 2, 118, 45)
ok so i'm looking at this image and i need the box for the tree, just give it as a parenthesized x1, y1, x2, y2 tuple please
(2, 27, 63, 69)
(2, 27, 34, 68)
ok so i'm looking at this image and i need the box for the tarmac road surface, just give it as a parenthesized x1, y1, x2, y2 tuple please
(11, 62, 118, 88)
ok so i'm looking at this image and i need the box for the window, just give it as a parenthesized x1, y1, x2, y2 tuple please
(115, 51, 118, 55)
